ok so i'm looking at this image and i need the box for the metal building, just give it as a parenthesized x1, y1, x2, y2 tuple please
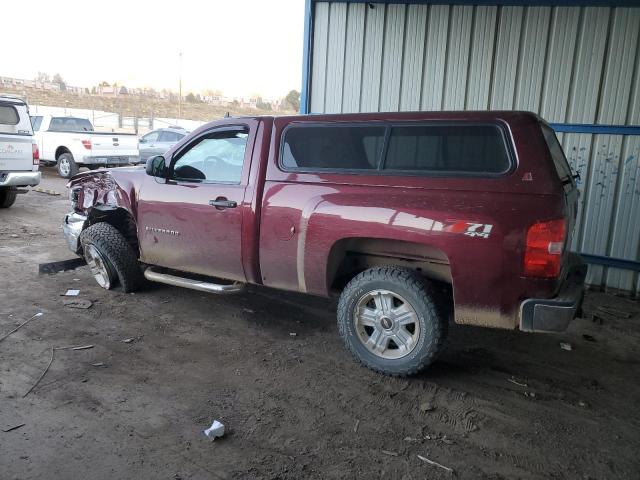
(300, 0, 640, 295)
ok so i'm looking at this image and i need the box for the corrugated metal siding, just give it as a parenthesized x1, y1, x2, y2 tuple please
(309, 2, 640, 294)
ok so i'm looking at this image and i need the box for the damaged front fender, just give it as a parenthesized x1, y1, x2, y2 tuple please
(64, 168, 145, 254)
(66, 168, 143, 219)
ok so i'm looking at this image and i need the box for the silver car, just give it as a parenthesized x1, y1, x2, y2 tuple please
(138, 127, 188, 163)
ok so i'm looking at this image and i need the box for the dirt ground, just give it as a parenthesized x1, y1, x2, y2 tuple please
(1, 167, 639, 480)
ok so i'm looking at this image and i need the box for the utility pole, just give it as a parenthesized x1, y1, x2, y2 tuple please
(178, 51, 183, 119)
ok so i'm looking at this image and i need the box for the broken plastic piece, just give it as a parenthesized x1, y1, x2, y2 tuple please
(63, 299, 93, 309)
(203, 420, 225, 440)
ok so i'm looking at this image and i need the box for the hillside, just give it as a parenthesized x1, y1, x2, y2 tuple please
(1, 85, 296, 121)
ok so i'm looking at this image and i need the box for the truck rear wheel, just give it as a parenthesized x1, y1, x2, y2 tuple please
(79, 222, 143, 293)
(0, 187, 17, 208)
(57, 152, 79, 178)
(337, 267, 447, 376)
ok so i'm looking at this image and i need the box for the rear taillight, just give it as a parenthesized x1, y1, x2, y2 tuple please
(523, 219, 566, 278)
(32, 143, 39, 165)
(81, 139, 92, 149)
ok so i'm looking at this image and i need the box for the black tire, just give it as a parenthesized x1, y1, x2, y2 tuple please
(79, 222, 143, 293)
(57, 152, 79, 178)
(337, 267, 447, 377)
(0, 187, 17, 208)
(87, 165, 100, 171)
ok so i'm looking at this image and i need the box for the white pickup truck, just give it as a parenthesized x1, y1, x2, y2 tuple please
(31, 114, 139, 178)
(0, 95, 40, 208)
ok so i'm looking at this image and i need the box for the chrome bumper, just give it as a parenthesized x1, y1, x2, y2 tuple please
(0, 171, 41, 187)
(62, 213, 87, 254)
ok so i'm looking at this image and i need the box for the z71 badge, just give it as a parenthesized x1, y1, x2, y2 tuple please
(445, 221, 493, 239)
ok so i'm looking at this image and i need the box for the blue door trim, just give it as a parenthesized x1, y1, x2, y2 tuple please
(550, 123, 640, 135)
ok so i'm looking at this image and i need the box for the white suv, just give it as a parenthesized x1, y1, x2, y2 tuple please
(0, 94, 40, 208)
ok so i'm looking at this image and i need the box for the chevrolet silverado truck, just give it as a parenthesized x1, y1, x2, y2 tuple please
(31, 114, 139, 178)
(62, 111, 586, 376)
(0, 94, 40, 208)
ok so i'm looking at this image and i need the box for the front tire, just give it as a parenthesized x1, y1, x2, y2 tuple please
(57, 152, 79, 178)
(0, 187, 17, 208)
(79, 222, 143, 293)
(337, 267, 447, 376)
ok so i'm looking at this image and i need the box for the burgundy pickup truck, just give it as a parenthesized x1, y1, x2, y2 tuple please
(63, 111, 586, 376)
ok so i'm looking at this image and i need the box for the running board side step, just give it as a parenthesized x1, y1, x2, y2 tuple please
(144, 267, 245, 295)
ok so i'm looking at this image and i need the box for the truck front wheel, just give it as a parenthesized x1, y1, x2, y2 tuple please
(79, 222, 143, 293)
(0, 187, 17, 208)
(337, 267, 447, 376)
(57, 152, 79, 178)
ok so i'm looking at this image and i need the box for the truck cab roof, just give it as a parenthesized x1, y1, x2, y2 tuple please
(0, 94, 28, 105)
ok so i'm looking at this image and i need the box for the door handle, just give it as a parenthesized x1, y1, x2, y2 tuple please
(209, 198, 237, 209)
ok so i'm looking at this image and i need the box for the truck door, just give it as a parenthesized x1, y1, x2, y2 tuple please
(137, 125, 253, 282)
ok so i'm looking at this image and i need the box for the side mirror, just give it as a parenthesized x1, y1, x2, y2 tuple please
(145, 155, 166, 178)
(139, 138, 146, 144)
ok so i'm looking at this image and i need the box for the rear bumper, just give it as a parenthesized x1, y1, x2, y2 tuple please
(81, 155, 139, 165)
(0, 171, 41, 187)
(519, 253, 587, 332)
(62, 212, 87, 254)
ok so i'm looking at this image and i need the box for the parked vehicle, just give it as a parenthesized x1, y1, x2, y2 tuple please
(31, 114, 139, 178)
(138, 127, 188, 163)
(0, 94, 40, 208)
(63, 111, 586, 376)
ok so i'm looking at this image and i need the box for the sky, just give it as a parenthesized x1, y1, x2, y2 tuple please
(2, 0, 304, 99)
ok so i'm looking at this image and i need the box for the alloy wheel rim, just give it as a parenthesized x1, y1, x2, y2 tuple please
(353, 289, 421, 360)
(84, 244, 113, 289)
(59, 158, 70, 176)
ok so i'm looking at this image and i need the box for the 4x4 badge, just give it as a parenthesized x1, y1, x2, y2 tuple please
(463, 223, 493, 239)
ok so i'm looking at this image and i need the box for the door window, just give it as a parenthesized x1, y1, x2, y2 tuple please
(159, 130, 184, 142)
(141, 131, 159, 143)
(171, 128, 249, 183)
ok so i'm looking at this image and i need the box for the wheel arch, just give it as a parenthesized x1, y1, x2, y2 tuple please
(326, 237, 453, 307)
(86, 206, 139, 255)
(55, 146, 71, 160)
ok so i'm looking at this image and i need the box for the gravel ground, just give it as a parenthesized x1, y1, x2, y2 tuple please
(1, 167, 639, 479)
